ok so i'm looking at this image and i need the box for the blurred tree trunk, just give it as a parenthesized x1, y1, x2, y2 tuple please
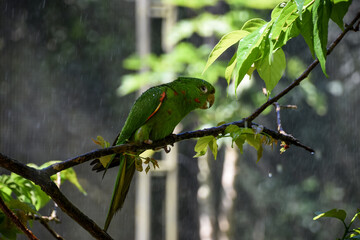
(198, 154, 216, 240)
(217, 146, 238, 240)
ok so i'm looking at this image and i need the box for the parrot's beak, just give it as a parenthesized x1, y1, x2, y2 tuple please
(201, 93, 215, 109)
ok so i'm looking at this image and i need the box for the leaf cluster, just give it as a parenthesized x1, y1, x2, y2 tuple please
(0, 162, 86, 239)
(194, 124, 277, 161)
(204, 0, 353, 93)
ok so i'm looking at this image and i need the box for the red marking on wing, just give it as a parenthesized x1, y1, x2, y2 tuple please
(160, 91, 166, 101)
(194, 98, 200, 103)
(173, 91, 178, 96)
(146, 91, 166, 121)
(181, 90, 186, 95)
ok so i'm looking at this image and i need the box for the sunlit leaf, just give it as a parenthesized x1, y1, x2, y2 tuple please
(225, 53, 237, 84)
(313, 208, 347, 221)
(269, 1, 298, 45)
(92, 135, 111, 148)
(194, 136, 214, 158)
(194, 136, 217, 159)
(241, 18, 268, 33)
(234, 24, 267, 91)
(255, 48, 286, 92)
(294, 0, 305, 19)
(351, 212, 360, 224)
(208, 137, 218, 160)
(203, 30, 249, 74)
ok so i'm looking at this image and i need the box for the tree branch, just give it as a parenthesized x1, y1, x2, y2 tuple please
(0, 195, 39, 240)
(246, 11, 360, 123)
(41, 119, 314, 175)
(0, 153, 112, 240)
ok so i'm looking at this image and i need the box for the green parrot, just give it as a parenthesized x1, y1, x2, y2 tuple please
(91, 77, 215, 231)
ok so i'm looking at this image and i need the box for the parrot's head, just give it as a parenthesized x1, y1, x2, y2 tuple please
(174, 77, 215, 110)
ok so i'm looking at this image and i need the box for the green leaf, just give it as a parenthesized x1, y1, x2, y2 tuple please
(255, 48, 286, 92)
(269, 1, 298, 45)
(59, 168, 87, 195)
(295, 0, 305, 19)
(241, 18, 268, 33)
(299, 9, 315, 57)
(233, 24, 266, 90)
(234, 137, 246, 154)
(245, 133, 263, 162)
(351, 212, 360, 224)
(31, 161, 87, 196)
(330, 0, 352, 30)
(203, 30, 249, 74)
(7, 199, 37, 215)
(312, 0, 332, 77)
(271, 2, 286, 19)
(225, 125, 254, 155)
(225, 53, 237, 84)
(194, 136, 215, 158)
(313, 208, 347, 221)
(224, 124, 241, 135)
(273, 18, 301, 51)
(208, 137, 218, 160)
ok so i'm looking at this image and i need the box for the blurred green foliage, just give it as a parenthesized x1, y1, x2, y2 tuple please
(0, 161, 86, 239)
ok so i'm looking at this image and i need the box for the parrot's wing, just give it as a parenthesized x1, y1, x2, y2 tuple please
(91, 85, 167, 172)
(103, 86, 168, 231)
(115, 85, 167, 145)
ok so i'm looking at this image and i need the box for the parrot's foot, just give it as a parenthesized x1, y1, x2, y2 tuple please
(144, 139, 153, 144)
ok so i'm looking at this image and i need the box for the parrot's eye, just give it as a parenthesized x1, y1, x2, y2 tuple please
(200, 85, 208, 93)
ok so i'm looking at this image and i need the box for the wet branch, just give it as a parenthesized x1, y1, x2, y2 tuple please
(0, 153, 112, 240)
(41, 119, 314, 175)
(0, 195, 39, 240)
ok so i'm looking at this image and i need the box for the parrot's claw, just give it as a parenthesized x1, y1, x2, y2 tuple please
(144, 139, 153, 144)
(164, 146, 171, 153)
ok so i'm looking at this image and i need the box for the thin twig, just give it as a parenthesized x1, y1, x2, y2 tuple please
(29, 214, 64, 240)
(0, 195, 39, 240)
(273, 102, 297, 135)
(38, 220, 64, 240)
(246, 11, 360, 123)
(273, 102, 286, 135)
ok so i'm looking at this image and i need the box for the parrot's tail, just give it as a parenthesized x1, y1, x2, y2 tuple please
(103, 156, 135, 231)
